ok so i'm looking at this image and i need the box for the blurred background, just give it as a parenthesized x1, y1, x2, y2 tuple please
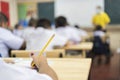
(0, 0, 120, 80)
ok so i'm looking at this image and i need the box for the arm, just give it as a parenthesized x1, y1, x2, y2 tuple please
(32, 55, 58, 80)
(4, 31, 26, 50)
(19, 41, 26, 50)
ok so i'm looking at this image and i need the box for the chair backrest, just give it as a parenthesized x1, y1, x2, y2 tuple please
(11, 49, 65, 58)
(46, 49, 65, 58)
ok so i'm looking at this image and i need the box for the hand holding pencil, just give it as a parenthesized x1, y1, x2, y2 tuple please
(31, 52, 58, 80)
(31, 34, 55, 69)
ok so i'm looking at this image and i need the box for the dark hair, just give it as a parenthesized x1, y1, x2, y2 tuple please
(28, 18, 37, 27)
(0, 12, 8, 26)
(103, 29, 107, 33)
(15, 24, 21, 29)
(95, 25, 102, 31)
(74, 25, 80, 29)
(36, 18, 51, 29)
(55, 16, 68, 28)
(97, 6, 102, 9)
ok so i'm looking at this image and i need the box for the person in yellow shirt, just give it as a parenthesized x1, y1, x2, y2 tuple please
(92, 6, 111, 30)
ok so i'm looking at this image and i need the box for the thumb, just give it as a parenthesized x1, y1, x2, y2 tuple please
(31, 53, 39, 67)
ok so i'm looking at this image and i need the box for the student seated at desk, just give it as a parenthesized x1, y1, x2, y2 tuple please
(0, 12, 26, 57)
(35, 18, 69, 50)
(91, 25, 111, 64)
(74, 25, 88, 41)
(0, 55, 58, 80)
(22, 18, 68, 50)
(22, 18, 37, 50)
(55, 16, 81, 44)
(13, 24, 23, 37)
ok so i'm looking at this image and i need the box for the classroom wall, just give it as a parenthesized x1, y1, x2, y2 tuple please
(1, 0, 18, 27)
(17, 0, 54, 3)
(17, 0, 54, 23)
(17, 0, 104, 27)
(9, 0, 18, 27)
(17, 0, 106, 27)
(108, 26, 120, 52)
(55, 0, 104, 27)
(1, 0, 54, 27)
(18, 2, 37, 21)
(0, 1, 10, 25)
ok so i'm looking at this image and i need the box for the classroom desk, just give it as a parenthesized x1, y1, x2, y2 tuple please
(65, 42, 93, 58)
(3, 58, 92, 80)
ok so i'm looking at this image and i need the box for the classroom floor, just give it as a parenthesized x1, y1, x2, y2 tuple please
(90, 53, 120, 80)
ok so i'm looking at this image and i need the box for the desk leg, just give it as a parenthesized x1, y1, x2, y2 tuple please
(82, 50, 86, 58)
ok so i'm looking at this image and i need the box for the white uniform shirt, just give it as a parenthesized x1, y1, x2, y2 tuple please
(76, 29, 88, 37)
(0, 27, 24, 57)
(22, 27, 36, 50)
(45, 29, 68, 49)
(13, 29, 23, 37)
(56, 26, 81, 43)
(0, 59, 52, 80)
(22, 27, 67, 50)
(94, 30, 105, 37)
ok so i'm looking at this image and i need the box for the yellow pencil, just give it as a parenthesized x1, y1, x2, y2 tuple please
(38, 34, 55, 56)
(31, 34, 55, 67)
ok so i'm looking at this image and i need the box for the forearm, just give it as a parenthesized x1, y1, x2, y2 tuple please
(31, 55, 58, 80)
(38, 64, 58, 80)
(19, 41, 26, 50)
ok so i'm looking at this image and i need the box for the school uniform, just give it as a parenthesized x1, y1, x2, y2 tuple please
(93, 30, 105, 37)
(92, 30, 106, 55)
(22, 27, 35, 50)
(0, 27, 24, 57)
(13, 29, 23, 37)
(56, 26, 81, 44)
(45, 29, 68, 49)
(0, 59, 52, 80)
(22, 27, 67, 51)
(75, 28, 88, 37)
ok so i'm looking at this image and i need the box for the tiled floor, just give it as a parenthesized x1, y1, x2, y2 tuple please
(90, 53, 120, 80)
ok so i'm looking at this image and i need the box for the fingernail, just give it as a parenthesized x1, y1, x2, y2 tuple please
(31, 53, 34, 56)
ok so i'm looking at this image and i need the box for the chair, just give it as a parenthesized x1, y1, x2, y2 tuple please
(11, 49, 65, 58)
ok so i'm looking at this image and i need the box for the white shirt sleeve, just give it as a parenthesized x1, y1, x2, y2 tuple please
(53, 33, 68, 46)
(32, 74, 53, 80)
(94, 31, 105, 37)
(0, 59, 53, 80)
(2, 30, 24, 49)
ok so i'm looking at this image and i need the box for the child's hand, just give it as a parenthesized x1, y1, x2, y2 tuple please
(31, 53, 48, 70)
(31, 53, 58, 80)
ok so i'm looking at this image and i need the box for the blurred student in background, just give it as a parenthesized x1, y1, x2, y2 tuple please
(27, 18, 68, 50)
(22, 18, 37, 36)
(74, 25, 88, 41)
(0, 12, 26, 57)
(36, 18, 69, 49)
(92, 6, 111, 30)
(92, 25, 111, 64)
(55, 16, 81, 44)
(36, 18, 52, 30)
(22, 18, 37, 50)
(13, 24, 23, 37)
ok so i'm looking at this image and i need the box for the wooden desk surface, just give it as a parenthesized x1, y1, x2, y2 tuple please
(3, 58, 92, 80)
(65, 42, 93, 50)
